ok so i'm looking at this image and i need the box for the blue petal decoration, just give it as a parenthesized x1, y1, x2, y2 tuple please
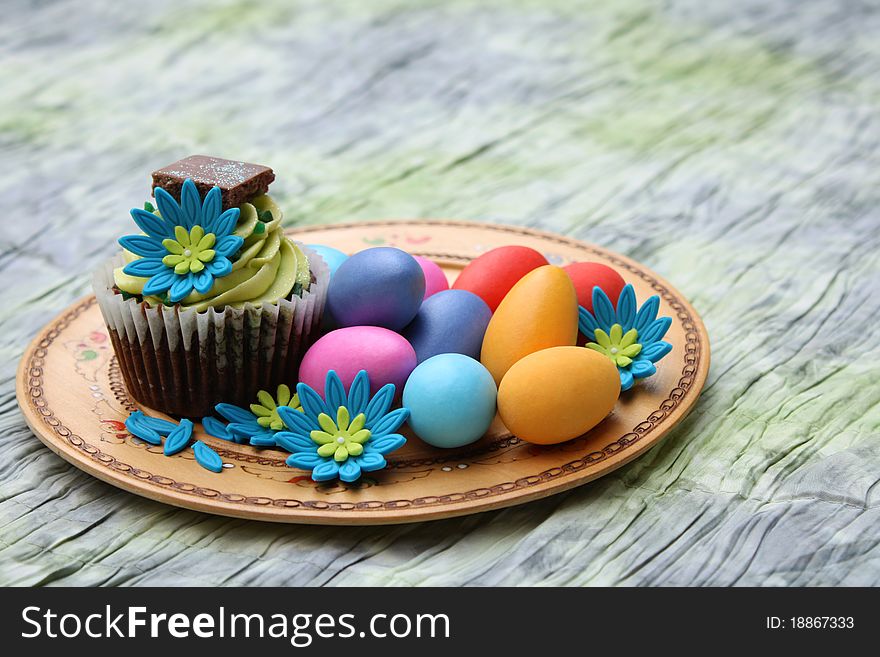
(287, 452, 324, 469)
(297, 383, 329, 421)
(179, 179, 201, 228)
(347, 370, 370, 416)
(142, 269, 176, 296)
(368, 408, 410, 438)
(192, 269, 214, 294)
(140, 416, 179, 435)
(205, 257, 232, 277)
(215, 403, 257, 424)
(129, 208, 173, 239)
(592, 287, 617, 328)
(212, 208, 240, 237)
(202, 416, 234, 441)
(630, 359, 656, 378)
(169, 274, 194, 303)
(249, 435, 277, 447)
(364, 384, 395, 426)
(154, 186, 184, 228)
(577, 307, 599, 337)
(324, 371, 348, 414)
(640, 316, 672, 345)
(124, 411, 162, 445)
(369, 433, 407, 454)
(164, 419, 193, 456)
(226, 422, 264, 444)
(633, 295, 660, 334)
(277, 406, 314, 435)
(275, 432, 315, 453)
(193, 441, 223, 473)
(620, 368, 635, 391)
(123, 258, 166, 277)
(119, 235, 167, 258)
(338, 460, 362, 483)
(312, 460, 340, 482)
(616, 284, 637, 331)
(357, 451, 386, 472)
(641, 341, 672, 362)
(214, 234, 244, 258)
(201, 187, 222, 231)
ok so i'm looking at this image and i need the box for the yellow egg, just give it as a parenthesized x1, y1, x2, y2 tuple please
(497, 346, 620, 444)
(480, 265, 578, 384)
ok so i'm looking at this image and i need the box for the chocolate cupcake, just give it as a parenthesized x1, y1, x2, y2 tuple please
(93, 155, 329, 417)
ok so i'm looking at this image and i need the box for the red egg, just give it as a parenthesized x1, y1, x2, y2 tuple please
(563, 261, 626, 312)
(452, 246, 548, 312)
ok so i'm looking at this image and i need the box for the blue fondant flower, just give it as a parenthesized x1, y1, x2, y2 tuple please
(119, 178, 244, 302)
(274, 370, 408, 483)
(578, 284, 672, 391)
(209, 385, 303, 447)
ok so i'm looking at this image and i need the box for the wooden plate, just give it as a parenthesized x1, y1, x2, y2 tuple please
(16, 220, 710, 525)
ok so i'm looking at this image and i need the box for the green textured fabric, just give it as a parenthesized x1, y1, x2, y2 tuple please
(2, 0, 879, 586)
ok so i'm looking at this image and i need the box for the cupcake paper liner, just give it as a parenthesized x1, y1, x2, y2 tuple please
(93, 244, 330, 417)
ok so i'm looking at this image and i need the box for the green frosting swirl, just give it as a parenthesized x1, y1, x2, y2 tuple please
(114, 195, 312, 311)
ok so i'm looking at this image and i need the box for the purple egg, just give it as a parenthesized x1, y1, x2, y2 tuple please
(327, 247, 426, 331)
(402, 289, 492, 363)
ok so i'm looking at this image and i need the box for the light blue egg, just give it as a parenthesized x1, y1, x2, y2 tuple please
(402, 353, 497, 448)
(307, 244, 349, 278)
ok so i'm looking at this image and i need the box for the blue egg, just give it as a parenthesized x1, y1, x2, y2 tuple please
(403, 354, 497, 448)
(327, 247, 425, 330)
(306, 244, 349, 278)
(402, 289, 491, 363)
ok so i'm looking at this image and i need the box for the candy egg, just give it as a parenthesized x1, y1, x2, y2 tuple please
(480, 265, 578, 384)
(403, 354, 497, 448)
(563, 261, 625, 312)
(452, 245, 548, 311)
(498, 346, 620, 444)
(402, 290, 492, 363)
(413, 255, 450, 299)
(327, 247, 426, 330)
(298, 327, 417, 396)
(307, 244, 349, 278)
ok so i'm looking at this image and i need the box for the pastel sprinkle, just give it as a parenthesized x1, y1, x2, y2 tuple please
(163, 419, 193, 456)
(125, 411, 162, 445)
(193, 441, 223, 473)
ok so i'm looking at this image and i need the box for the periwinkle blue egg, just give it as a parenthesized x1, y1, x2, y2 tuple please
(327, 247, 426, 330)
(307, 244, 349, 278)
(403, 354, 497, 448)
(402, 289, 492, 363)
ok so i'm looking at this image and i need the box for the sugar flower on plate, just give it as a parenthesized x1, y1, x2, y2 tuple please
(274, 370, 409, 483)
(578, 283, 672, 391)
(118, 178, 244, 302)
(208, 384, 303, 447)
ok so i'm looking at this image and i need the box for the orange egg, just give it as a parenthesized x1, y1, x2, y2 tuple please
(480, 265, 578, 384)
(497, 347, 620, 444)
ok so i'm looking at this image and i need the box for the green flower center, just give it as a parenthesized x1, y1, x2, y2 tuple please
(250, 384, 301, 431)
(310, 406, 371, 462)
(586, 323, 642, 368)
(162, 225, 217, 274)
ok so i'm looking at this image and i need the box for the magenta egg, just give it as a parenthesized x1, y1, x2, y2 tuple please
(297, 327, 417, 396)
(413, 255, 450, 299)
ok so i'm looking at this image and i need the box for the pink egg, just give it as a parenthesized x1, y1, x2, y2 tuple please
(413, 255, 449, 299)
(298, 327, 417, 396)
